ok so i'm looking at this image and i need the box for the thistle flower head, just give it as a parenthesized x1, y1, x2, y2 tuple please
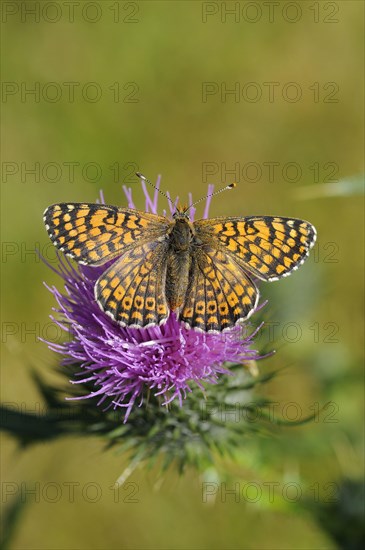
(44, 176, 263, 421)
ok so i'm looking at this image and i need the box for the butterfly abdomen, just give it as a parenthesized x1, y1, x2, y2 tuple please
(165, 218, 193, 310)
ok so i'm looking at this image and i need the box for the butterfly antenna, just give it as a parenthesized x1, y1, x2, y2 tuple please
(135, 172, 175, 209)
(184, 182, 237, 213)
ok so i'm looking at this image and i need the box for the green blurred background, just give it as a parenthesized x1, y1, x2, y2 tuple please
(1, 1, 364, 548)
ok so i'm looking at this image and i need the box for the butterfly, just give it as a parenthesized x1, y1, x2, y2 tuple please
(43, 176, 316, 333)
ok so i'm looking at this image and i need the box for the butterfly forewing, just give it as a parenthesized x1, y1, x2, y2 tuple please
(194, 216, 316, 281)
(44, 203, 170, 265)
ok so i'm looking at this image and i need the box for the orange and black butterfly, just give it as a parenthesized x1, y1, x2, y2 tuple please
(43, 174, 316, 333)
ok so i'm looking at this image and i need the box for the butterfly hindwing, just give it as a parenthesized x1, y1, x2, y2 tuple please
(95, 240, 170, 328)
(44, 203, 170, 265)
(194, 216, 316, 281)
(180, 246, 258, 332)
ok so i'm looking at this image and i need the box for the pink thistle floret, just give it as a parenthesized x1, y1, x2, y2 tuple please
(43, 176, 262, 421)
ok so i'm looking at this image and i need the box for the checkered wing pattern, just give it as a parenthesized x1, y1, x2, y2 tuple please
(180, 246, 258, 332)
(194, 216, 317, 281)
(43, 203, 170, 266)
(95, 240, 170, 328)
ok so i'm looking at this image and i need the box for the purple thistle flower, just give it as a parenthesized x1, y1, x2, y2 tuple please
(43, 176, 263, 421)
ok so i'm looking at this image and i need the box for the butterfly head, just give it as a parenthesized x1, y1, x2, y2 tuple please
(173, 205, 191, 220)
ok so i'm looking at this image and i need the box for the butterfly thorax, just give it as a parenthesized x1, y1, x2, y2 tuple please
(165, 215, 195, 310)
(169, 215, 194, 251)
